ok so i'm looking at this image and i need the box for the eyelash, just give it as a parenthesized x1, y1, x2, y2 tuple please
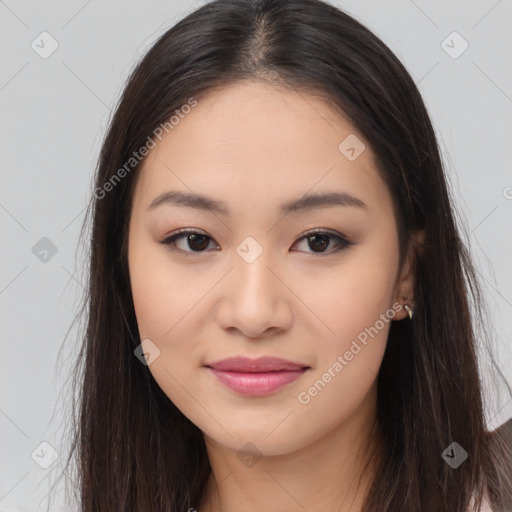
(158, 228, 354, 257)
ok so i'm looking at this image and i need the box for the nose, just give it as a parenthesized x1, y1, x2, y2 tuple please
(215, 250, 293, 339)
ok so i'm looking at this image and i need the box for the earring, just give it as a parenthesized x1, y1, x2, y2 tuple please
(403, 303, 414, 320)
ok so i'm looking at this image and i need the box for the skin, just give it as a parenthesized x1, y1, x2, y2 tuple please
(127, 81, 424, 512)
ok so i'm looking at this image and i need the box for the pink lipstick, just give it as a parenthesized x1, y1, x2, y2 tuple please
(205, 356, 310, 397)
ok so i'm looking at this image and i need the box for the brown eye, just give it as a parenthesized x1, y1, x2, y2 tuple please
(307, 233, 330, 252)
(292, 230, 353, 254)
(159, 230, 217, 253)
(184, 233, 210, 251)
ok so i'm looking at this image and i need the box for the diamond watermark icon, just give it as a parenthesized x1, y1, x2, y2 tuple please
(338, 134, 365, 161)
(236, 236, 263, 264)
(32, 237, 58, 263)
(31, 441, 59, 469)
(441, 31, 468, 59)
(134, 338, 161, 366)
(31, 31, 59, 59)
(441, 441, 468, 469)
(237, 442, 262, 468)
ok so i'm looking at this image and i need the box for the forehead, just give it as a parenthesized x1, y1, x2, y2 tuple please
(133, 81, 391, 219)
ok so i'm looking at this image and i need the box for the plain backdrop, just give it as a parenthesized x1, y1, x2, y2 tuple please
(1, 0, 511, 510)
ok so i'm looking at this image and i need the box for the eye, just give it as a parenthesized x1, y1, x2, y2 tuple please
(291, 229, 354, 254)
(159, 229, 219, 255)
(158, 228, 354, 255)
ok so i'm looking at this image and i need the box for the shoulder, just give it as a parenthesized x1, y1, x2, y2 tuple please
(480, 493, 493, 512)
(493, 417, 512, 438)
(467, 489, 493, 512)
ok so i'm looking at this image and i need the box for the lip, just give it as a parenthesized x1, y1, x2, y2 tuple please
(204, 356, 310, 397)
(205, 356, 309, 372)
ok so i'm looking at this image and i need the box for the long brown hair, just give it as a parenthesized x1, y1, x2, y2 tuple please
(55, 0, 512, 510)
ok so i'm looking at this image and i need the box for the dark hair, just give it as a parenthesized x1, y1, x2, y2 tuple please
(55, 0, 512, 510)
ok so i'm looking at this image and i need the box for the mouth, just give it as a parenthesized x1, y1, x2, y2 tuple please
(204, 356, 311, 396)
(204, 355, 310, 372)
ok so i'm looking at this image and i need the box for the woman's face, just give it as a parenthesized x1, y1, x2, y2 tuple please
(128, 81, 413, 456)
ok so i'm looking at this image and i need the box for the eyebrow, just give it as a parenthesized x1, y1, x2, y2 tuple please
(146, 190, 368, 215)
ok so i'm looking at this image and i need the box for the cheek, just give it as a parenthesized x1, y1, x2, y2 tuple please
(294, 234, 399, 357)
(128, 232, 196, 339)
(130, 271, 177, 340)
(291, 242, 398, 441)
(128, 241, 208, 412)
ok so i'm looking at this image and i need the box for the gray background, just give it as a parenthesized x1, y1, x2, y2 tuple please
(1, 0, 511, 510)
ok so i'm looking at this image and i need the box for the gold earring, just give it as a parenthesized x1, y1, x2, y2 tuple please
(404, 304, 414, 320)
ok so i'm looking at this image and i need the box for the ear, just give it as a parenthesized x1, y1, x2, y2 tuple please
(392, 229, 425, 321)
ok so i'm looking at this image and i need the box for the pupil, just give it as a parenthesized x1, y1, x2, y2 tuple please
(189, 234, 209, 251)
(308, 234, 328, 252)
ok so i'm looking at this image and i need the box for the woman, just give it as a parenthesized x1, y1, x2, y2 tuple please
(61, 0, 512, 510)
